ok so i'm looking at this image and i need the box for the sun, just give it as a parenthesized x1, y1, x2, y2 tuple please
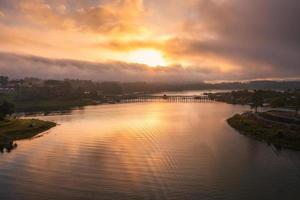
(127, 49, 167, 67)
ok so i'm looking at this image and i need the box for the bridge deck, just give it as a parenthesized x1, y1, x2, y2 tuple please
(117, 95, 211, 103)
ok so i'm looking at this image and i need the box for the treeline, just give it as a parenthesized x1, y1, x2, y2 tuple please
(205, 81, 300, 90)
(123, 81, 300, 91)
(1, 76, 300, 94)
(208, 90, 300, 115)
(0, 76, 300, 111)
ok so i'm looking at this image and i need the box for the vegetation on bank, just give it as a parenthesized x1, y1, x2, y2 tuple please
(1, 76, 300, 112)
(0, 77, 125, 112)
(0, 119, 56, 141)
(15, 99, 96, 112)
(0, 100, 56, 152)
(208, 89, 300, 115)
(228, 112, 300, 150)
(210, 89, 300, 150)
(0, 119, 56, 152)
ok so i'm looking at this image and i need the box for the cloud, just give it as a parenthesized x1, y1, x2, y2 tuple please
(90, 0, 300, 80)
(0, 11, 5, 18)
(101, 40, 164, 51)
(148, 0, 300, 78)
(0, 52, 222, 82)
(170, 0, 300, 77)
(0, 52, 298, 82)
(0, 0, 299, 81)
(18, 0, 147, 35)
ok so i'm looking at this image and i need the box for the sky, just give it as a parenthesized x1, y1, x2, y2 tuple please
(0, 0, 299, 82)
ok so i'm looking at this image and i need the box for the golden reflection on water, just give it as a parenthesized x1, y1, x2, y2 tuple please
(1, 103, 300, 200)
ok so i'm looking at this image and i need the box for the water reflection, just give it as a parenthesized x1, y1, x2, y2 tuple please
(1, 102, 300, 200)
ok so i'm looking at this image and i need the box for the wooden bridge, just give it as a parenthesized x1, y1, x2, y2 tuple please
(109, 95, 212, 103)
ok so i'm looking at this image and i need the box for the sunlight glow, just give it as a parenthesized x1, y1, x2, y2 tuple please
(127, 49, 167, 67)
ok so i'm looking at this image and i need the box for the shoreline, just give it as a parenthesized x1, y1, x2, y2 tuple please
(227, 112, 300, 150)
(0, 119, 56, 152)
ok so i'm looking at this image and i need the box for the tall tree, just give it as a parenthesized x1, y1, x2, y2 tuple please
(292, 91, 300, 117)
(251, 90, 264, 113)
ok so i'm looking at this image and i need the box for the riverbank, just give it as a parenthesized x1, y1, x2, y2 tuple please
(228, 112, 300, 150)
(0, 119, 56, 151)
(14, 99, 97, 113)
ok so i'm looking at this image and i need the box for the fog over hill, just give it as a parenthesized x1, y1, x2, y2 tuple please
(0, 52, 300, 83)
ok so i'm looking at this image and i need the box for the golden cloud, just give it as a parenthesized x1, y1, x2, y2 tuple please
(19, 0, 148, 36)
(0, 0, 299, 81)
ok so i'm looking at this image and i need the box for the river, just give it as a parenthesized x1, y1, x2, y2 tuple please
(1, 102, 300, 200)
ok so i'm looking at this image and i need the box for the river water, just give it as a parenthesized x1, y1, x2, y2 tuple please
(1, 102, 300, 200)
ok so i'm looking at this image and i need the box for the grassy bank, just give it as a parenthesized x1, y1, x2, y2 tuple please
(227, 113, 300, 150)
(0, 119, 56, 145)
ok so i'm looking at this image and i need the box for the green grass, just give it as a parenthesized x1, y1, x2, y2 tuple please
(227, 113, 300, 150)
(0, 119, 56, 144)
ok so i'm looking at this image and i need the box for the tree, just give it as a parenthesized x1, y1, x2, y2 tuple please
(291, 91, 300, 117)
(251, 90, 264, 113)
(100, 82, 123, 95)
(0, 100, 15, 120)
(270, 96, 286, 108)
(0, 76, 8, 86)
